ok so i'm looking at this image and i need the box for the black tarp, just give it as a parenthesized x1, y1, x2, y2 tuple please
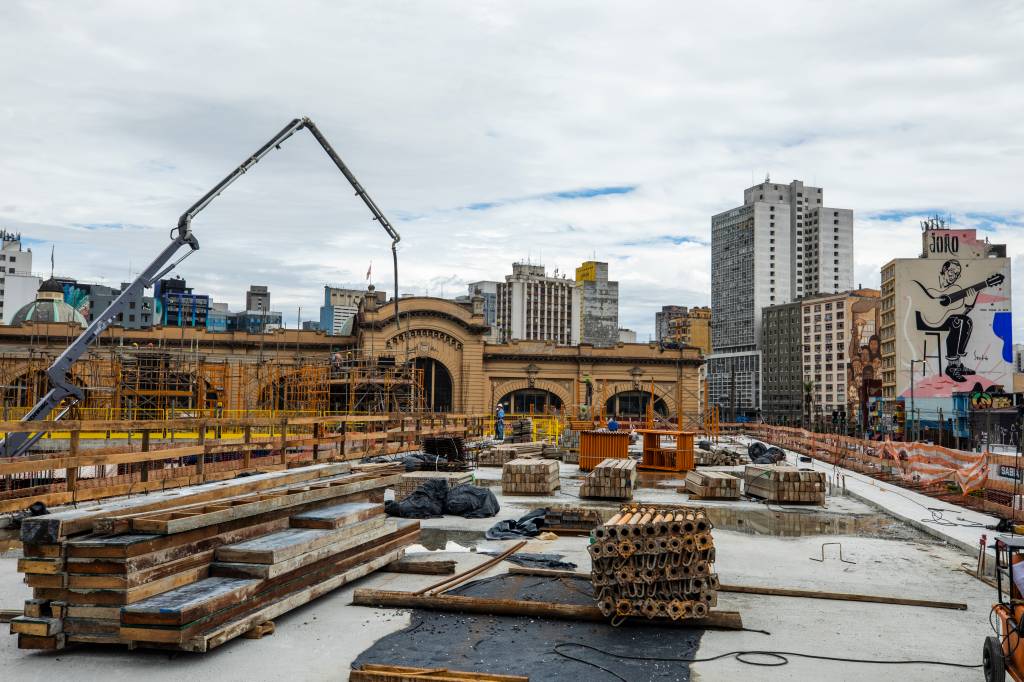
(385, 479, 500, 519)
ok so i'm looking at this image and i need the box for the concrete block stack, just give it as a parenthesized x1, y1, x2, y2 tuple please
(579, 458, 638, 500)
(478, 442, 544, 466)
(501, 458, 560, 495)
(589, 505, 718, 621)
(394, 471, 474, 501)
(743, 465, 825, 504)
(682, 470, 740, 500)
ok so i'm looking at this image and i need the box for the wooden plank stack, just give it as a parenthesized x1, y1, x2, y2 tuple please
(579, 458, 638, 500)
(478, 442, 544, 466)
(10, 462, 412, 652)
(743, 464, 825, 504)
(501, 458, 560, 495)
(508, 418, 533, 443)
(682, 470, 740, 500)
(589, 505, 718, 621)
(543, 507, 603, 534)
(394, 471, 473, 501)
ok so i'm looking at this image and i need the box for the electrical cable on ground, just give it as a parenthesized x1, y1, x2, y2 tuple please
(550, 641, 981, 681)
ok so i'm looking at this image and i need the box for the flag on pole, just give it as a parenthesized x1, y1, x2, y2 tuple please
(50, 245, 54, 277)
(366, 261, 372, 280)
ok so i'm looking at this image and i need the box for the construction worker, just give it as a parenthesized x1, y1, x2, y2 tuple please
(607, 416, 619, 432)
(495, 403, 505, 441)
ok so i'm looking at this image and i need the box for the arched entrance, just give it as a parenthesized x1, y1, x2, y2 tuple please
(415, 357, 453, 412)
(606, 391, 668, 419)
(498, 389, 563, 414)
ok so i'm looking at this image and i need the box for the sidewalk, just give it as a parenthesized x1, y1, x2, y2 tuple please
(730, 435, 999, 558)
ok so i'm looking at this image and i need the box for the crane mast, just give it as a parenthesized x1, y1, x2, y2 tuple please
(1, 117, 401, 456)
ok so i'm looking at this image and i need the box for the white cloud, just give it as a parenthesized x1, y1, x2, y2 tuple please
(0, 1, 1022, 338)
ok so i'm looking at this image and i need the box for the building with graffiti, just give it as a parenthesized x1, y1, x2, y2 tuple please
(878, 218, 1012, 438)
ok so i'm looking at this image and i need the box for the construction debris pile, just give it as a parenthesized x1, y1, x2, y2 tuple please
(477, 441, 566, 466)
(579, 458, 638, 500)
(589, 505, 719, 621)
(743, 464, 825, 504)
(421, 436, 467, 461)
(501, 459, 560, 495)
(683, 470, 740, 500)
(10, 462, 413, 652)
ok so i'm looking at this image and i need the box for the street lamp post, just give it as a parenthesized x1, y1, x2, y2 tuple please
(908, 359, 925, 442)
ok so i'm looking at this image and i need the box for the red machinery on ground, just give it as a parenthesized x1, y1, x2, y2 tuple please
(986, 535, 1024, 681)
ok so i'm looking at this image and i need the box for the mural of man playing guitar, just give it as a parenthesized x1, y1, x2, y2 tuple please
(913, 259, 1005, 382)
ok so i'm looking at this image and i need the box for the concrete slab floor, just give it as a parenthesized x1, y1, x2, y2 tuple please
(0, 467, 995, 681)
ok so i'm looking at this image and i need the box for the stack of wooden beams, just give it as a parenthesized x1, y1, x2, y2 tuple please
(394, 471, 473, 501)
(682, 470, 740, 500)
(579, 459, 637, 500)
(10, 462, 410, 652)
(478, 442, 544, 466)
(542, 507, 602, 534)
(743, 465, 825, 504)
(508, 418, 533, 443)
(501, 458, 560, 495)
(589, 505, 718, 621)
(695, 449, 747, 466)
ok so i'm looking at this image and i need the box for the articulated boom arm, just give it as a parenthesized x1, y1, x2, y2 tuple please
(1, 117, 401, 457)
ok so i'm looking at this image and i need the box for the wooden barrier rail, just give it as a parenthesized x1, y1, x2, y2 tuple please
(0, 414, 487, 514)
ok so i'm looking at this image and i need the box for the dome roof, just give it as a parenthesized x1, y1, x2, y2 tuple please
(38, 277, 64, 294)
(11, 299, 87, 327)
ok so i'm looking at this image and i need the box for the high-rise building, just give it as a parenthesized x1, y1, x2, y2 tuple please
(496, 263, 580, 345)
(0, 230, 39, 325)
(618, 328, 637, 344)
(468, 281, 500, 343)
(246, 285, 270, 313)
(576, 261, 619, 347)
(879, 220, 1011, 436)
(760, 301, 804, 424)
(665, 307, 712, 355)
(319, 286, 363, 336)
(707, 179, 854, 417)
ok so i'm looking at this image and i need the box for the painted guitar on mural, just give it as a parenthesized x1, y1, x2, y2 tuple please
(913, 259, 1005, 383)
(913, 272, 1005, 327)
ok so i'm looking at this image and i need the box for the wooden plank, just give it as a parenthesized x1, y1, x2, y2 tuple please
(716, 584, 967, 610)
(17, 558, 63, 575)
(66, 605, 121, 620)
(120, 576, 263, 627)
(10, 615, 63, 636)
(20, 461, 353, 542)
(17, 633, 65, 650)
(129, 477, 395, 534)
(0, 608, 22, 622)
(216, 513, 385, 564)
(63, 565, 209, 606)
(352, 665, 528, 682)
(196, 547, 406, 651)
(289, 501, 384, 530)
(351, 590, 744, 630)
(383, 559, 456, 575)
(211, 520, 396, 579)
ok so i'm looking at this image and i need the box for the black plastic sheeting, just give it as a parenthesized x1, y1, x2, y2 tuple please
(747, 441, 786, 465)
(485, 508, 547, 540)
(501, 552, 578, 570)
(352, 574, 702, 681)
(385, 479, 500, 519)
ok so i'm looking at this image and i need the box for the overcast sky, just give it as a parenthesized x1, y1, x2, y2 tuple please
(1, 1, 1022, 340)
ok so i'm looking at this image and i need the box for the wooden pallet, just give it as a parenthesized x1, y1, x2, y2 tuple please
(682, 470, 740, 500)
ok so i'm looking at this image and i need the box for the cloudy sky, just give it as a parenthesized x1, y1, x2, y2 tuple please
(1, 1, 1022, 340)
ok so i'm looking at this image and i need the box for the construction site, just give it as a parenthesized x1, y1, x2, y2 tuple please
(0, 116, 1013, 682)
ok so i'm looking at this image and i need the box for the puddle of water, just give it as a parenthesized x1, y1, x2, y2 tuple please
(406, 539, 474, 554)
(417, 528, 487, 551)
(0, 529, 21, 555)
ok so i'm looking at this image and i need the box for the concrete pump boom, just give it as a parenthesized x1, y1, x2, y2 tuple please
(1, 117, 401, 457)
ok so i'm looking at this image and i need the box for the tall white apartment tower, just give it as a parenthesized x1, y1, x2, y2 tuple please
(0, 230, 39, 325)
(707, 179, 853, 417)
(496, 263, 581, 345)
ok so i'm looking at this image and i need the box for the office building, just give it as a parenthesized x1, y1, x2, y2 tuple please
(246, 285, 270, 313)
(575, 261, 619, 347)
(228, 309, 283, 334)
(760, 301, 804, 424)
(655, 305, 688, 342)
(665, 307, 711, 355)
(618, 328, 637, 344)
(80, 282, 155, 329)
(0, 230, 39, 325)
(879, 219, 1011, 432)
(468, 280, 500, 343)
(496, 263, 580, 345)
(320, 286, 362, 336)
(155, 276, 210, 328)
(707, 179, 854, 416)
